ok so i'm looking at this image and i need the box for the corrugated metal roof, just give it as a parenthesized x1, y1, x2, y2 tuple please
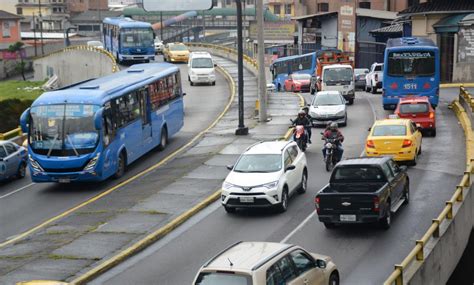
(399, 0, 474, 15)
(370, 23, 403, 34)
(0, 10, 22, 20)
(292, 11, 337, 21)
(356, 8, 397, 20)
(433, 13, 469, 33)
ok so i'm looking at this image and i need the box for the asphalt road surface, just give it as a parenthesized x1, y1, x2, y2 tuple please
(0, 57, 230, 243)
(94, 88, 465, 285)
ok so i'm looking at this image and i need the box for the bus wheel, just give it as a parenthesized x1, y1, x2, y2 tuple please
(158, 127, 168, 151)
(113, 152, 126, 179)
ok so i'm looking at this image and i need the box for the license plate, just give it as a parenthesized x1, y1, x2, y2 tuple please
(58, 178, 71, 183)
(340, 214, 356, 222)
(239, 197, 254, 203)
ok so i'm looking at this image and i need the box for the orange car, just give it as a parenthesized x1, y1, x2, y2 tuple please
(284, 73, 311, 92)
(394, 97, 436, 136)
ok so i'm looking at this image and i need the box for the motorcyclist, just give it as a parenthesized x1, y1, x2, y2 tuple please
(301, 106, 313, 144)
(322, 122, 344, 161)
(292, 110, 311, 144)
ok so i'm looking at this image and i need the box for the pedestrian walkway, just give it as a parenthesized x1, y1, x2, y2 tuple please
(0, 56, 301, 283)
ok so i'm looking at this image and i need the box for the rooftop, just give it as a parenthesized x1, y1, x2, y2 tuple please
(399, 0, 474, 15)
(0, 10, 22, 20)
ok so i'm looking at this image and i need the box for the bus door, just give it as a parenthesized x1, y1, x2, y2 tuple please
(138, 86, 152, 144)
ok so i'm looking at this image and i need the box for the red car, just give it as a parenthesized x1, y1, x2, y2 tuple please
(284, 73, 311, 92)
(394, 96, 436, 136)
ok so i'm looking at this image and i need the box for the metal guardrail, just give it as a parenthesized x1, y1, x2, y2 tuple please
(384, 86, 474, 285)
(185, 42, 258, 70)
(0, 127, 22, 141)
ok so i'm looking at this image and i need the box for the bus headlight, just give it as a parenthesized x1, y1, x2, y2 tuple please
(84, 152, 101, 171)
(28, 155, 44, 172)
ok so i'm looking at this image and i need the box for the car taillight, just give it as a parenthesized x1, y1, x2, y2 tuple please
(366, 140, 375, 148)
(373, 197, 380, 212)
(402, 139, 412, 148)
(375, 74, 378, 81)
(423, 82, 431, 89)
(390, 82, 398, 89)
(429, 112, 435, 119)
(315, 197, 320, 214)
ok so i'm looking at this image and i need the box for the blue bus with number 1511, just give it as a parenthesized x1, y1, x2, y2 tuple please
(20, 63, 184, 183)
(382, 37, 440, 110)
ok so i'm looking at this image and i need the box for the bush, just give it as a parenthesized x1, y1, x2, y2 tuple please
(0, 99, 33, 133)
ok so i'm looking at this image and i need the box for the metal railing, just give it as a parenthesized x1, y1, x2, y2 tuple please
(384, 86, 474, 285)
(185, 42, 258, 70)
(0, 127, 22, 141)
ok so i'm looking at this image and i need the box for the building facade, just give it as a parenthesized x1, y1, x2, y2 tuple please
(68, 0, 108, 15)
(304, 0, 409, 15)
(0, 10, 22, 45)
(16, 0, 69, 32)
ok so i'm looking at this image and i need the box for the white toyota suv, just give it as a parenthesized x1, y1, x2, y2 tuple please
(221, 141, 308, 213)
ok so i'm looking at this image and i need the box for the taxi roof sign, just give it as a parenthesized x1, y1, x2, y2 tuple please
(142, 0, 213, 11)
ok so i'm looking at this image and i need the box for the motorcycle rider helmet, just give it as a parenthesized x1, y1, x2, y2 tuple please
(302, 106, 309, 113)
(298, 110, 306, 117)
(329, 122, 338, 130)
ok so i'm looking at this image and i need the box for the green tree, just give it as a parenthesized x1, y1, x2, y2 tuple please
(8, 41, 26, 81)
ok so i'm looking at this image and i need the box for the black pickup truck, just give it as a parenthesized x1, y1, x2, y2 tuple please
(315, 157, 409, 229)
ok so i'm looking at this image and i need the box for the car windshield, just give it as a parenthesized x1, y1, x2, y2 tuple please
(0, 146, 6, 159)
(333, 166, 386, 183)
(323, 68, 353, 82)
(399, 103, 429, 114)
(192, 58, 213, 68)
(120, 28, 154, 48)
(388, 51, 435, 77)
(354, 68, 368, 75)
(194, 272, 252, 285)
(234, 154, 282, 173)
(292, 74, 311, 80)
(313, 94, 343, 106)
(170, 44, 188, 51)
(372, 125, 407, 136)
(29, 104, 100, 156)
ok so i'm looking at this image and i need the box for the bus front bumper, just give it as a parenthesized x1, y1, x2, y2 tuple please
(30, 168, 103, 183)
(121, 55, 155, 61)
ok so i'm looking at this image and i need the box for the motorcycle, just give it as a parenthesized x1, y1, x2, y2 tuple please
(322, 134, 341, 172)
(290, 120, 308, 152)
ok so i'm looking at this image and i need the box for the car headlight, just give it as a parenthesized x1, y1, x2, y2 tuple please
(336, 110, 345, 117)
(223, 181, 235, 190)
(84, 152, 100, 171)
(28, 155, 44, 172)
(263, 181, 279, 189)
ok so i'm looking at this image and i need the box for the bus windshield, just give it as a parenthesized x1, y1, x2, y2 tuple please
(323, 68, 353, 84)
(388, 51, 435, 77)
(121, 28, 154, 48)
(29, 104, 100, 156)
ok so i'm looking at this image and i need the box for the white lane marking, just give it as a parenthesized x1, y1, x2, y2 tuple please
(280, 211, 316, 244)
(0, 183, 36, 199)
(281, 93, 379, 244)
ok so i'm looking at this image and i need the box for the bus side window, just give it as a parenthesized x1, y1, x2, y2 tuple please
(103, 105, 115, 146)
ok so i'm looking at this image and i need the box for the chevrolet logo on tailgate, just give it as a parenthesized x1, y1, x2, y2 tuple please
(341, 202, 351, 206)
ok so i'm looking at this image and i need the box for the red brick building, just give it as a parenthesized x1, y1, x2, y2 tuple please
(0, 10, 22, 44)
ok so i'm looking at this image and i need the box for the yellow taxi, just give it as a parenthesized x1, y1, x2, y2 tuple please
(365, 118, 422, 164)
(163, 43, 190, 63)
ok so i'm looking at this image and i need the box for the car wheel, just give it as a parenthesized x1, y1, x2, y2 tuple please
(157, 127, 168, 151)
(341, 114, 347, 127)
(113, 152, 126, 179)
(277, 188, 289, 213)
(212, 81, 216, 86)
(379, 202, 391, 229)
(431, 129, 437, 137)
(365, 85, 370, 92)
(371, 84, 377, 94)
(190, 81, 194, 86)
(17, 163, 26, 179)
(418, 145, 422, 155)
(411, 151, 418, 166)
(324, 222, 336, 229)
(329, 272, 340, 285)
(297, 170, 307, 194)
(349, 98, 354, 105)
(224, 206, 236, 214)
(403, 182, 410, 205)
(310, 87, 315, 95)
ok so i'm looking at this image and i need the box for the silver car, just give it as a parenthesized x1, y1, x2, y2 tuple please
(309, 91, 348, 127)
(0, 141, 27, 181)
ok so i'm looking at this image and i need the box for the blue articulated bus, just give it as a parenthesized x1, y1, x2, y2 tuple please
(383, 37, 440, 110)
(103, 17, 155, 64)
(269, 52, 317, 92)
(20, 63, 184, 183)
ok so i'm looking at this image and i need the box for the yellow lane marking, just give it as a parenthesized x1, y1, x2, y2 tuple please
(0, 65, 236, 250)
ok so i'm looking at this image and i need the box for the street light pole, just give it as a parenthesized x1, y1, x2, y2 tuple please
(235, 0, 248, 135)
(38, 0, 44, 55)
(257, 0, 267, 121)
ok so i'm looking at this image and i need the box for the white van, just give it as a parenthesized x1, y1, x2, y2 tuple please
(187, 52, 216, 86)
(321, 64, 355, 104)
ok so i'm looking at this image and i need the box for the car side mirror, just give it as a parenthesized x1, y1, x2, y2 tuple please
(367, 127, 371, 132)
(316, 259, 327, 269)
(285, 165, 296, 172)
(182, 92, 186, 96)
(214, 63, 217, 67)
(399, 165, 408, 172)
(226, 164, 234, 171)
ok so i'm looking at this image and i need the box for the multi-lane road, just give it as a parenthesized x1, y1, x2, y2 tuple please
(93, 88, 465, 285)
(0, 59, 229, 243)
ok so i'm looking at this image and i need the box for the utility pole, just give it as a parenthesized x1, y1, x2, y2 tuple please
(160, 11, 163, 40)
(257, 0, 266, 121)
(38, 0, 44, 55)
(32, 12, 37, 56)
(235, 0, 248, 135)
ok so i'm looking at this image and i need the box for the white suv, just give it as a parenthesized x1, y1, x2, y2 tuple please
(188, 51, 216, 86)
(221, 141, 308, 213)
(193, 241, 339, 285)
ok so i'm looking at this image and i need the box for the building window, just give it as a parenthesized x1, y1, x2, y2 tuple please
(2, 21, 11, 38)
(359, 1, 370, 9)
(17, 8, 23, 15)
(285, 4, 291, 15)
(274, 4, 281, 15)
(317, 3, 329, 12)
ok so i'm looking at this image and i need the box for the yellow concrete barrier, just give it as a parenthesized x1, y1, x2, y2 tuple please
(0, 127, 22, 141)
